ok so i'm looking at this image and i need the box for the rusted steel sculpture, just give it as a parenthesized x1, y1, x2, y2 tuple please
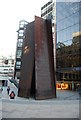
(18, 16, 56, 99)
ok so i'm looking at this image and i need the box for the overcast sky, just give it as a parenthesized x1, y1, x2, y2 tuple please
(0, 0, 48, 57)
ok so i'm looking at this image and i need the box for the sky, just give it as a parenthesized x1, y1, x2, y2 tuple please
(0, 0, 48, 58)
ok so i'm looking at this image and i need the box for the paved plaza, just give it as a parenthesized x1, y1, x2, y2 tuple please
(0, 81, 81, 119)
(2, 98, 80, 119)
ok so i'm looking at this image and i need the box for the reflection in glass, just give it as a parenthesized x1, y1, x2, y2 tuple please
(56, 2, 81, 84)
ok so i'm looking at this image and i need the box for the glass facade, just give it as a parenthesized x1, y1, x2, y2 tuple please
(14, 20, 28, 80)
(56, 2, 81, 84)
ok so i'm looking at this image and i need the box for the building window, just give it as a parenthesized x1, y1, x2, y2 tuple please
(19, 30, 24, 34)
(18, 33, 23, 37)
(48, 6, 53, 13)
(17, 42, 23, 47)
(19, 24, 24, 28)
(16, 61, 21, 69)
(4, 60, 8, 64)
(16, 61, 21, 65)
(16, 50, 22, 58)
(18, 39, 23, 42)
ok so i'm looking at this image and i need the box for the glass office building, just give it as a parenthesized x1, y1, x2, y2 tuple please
(56, 2, 81, 90)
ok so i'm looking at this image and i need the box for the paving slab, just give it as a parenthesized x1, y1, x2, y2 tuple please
(2, 99, 79, 118)
(0, 81, 80, 119)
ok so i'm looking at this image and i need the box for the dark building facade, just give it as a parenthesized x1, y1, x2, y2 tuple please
(18, 16, 56, 99)
(56, 2, 81, 90)
(14, 20, 28, 82)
